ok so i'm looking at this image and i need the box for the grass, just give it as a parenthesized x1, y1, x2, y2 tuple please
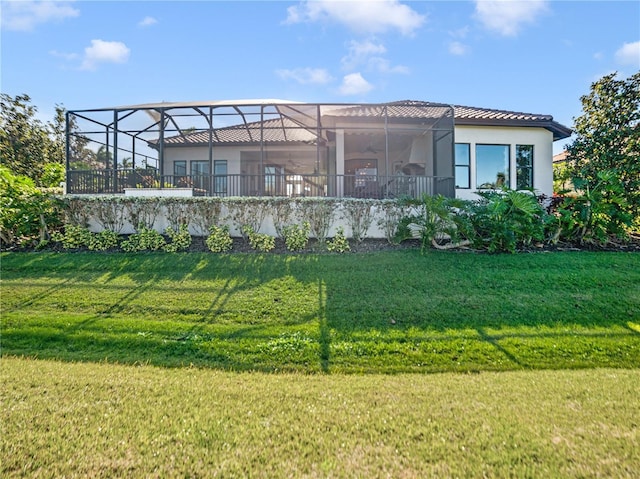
(2, 250, 639, 477)
(2, 357, 639, 478)
(2, 250, 639, 373)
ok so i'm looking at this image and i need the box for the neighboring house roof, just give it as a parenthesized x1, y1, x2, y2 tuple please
(150, 100, 572, 147)
(553, 151, 570, 163)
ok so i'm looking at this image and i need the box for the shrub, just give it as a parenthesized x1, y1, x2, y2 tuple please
(548, 170, 634, 245)
(242, 225, 275, 252)
(164, 225, 192, 252)
(50, 224, 92, 249)
(326, 227, 350, 253)
(226, 198, 270, 240)
(341, 199, 374, 243)
(396, 195, 473, 253)
(120, 227, 166, 252)
(299, 198, 337, 242)
(282, 222, 311, 252)
(191, 198, 223, 236)
(470, 189, 546, 253)
(0, 166, 62, 248)
(206, 225, 233, 253)
(88, 230, 119, 251)
(376, 199, 408, 244)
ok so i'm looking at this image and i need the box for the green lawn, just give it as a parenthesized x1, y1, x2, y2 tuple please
(2, 251, 639, 373)
(2, 251, 639, 477)
(2, 358, 639, 478)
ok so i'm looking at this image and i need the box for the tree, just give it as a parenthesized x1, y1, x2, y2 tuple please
(566, 72, 640, 225)
(0, 93, 53, 184)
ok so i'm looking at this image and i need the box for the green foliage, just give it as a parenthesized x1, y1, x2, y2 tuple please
(120, 228, 166, 252)
(341, 199, 374, 243)
(40, 162, 65, 188)
(242, 225, 276, 252)
(50, 224, 92, 249)
(566, 72, 640, 227)
(271, 197, 298, 238)
(326, 226, 350, 253)
(0, 166, 62, 248)
(376, 199, 408, 244)
(190, 198, 223, 236)
(88, 230, 120, 251)
(163, 225, 192, 252)
(470, 190, 546, 253)
(226, 198, 270, 239)
(282, 221, 311, 251)
(125, 198, 161, 232)
(549, 170, 633, 245)
(298, 198, 337, 242)
(206, 225, 233, 253)
(397, 195, 474, 253)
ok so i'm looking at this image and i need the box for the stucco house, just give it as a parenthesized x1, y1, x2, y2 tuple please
(66, 100, 571, 200)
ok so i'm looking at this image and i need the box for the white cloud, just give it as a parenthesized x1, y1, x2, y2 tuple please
(338, 73, 373, 96)
(593, 52, 603, 61)
(276, 67, 333, 85)
(80, 39, 130, 71)
(615, 41, 640, 67)
(474, 0, 548, 36)
(49, 49, 79, 61)
(1, 0, 79, 31)
(341, 39, 385, 70)
(285, 0, 425, 36)
(138, 16, 158, 27)
(341, 39, 408, 74)
(448, 41, 469, 56)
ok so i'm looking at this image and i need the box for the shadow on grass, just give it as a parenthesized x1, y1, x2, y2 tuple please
(2, 251, 639, 373)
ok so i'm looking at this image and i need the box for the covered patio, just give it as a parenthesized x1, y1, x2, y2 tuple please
(66, 100, 456, 199)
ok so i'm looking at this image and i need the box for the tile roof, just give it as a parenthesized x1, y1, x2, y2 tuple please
(158, 100, 571, 146)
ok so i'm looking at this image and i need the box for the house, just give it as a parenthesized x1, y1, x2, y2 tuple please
(65, 100, 571, 200)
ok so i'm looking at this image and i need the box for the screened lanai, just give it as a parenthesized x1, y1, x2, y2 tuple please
(66, 100, 455, 198)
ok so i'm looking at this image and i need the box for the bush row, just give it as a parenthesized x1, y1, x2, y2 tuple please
(2, 166, 637, 253)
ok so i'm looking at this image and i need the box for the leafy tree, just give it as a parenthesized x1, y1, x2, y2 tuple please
(0, 165, 62, 247)
(566, 72, 640, 226)
(0, 93, 53, 183)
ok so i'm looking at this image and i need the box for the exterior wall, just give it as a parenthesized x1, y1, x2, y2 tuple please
(453, 125, 554, 200)
(164, 146, 242, 175)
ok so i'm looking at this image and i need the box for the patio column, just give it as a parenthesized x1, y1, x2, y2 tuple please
(336, 129, 345, 197)
(65, 111, 70, 195)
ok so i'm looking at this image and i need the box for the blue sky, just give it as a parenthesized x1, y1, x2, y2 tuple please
(2, 0, 639, 153)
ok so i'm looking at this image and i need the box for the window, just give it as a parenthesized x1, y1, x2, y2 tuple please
(213, 160, 227, 194)
(516, 145, 534, 190)
(173, 161, 187, 176)
(191, 161, 210, 191)
(476, 144, 509, 189)
(455, 143, 470, 189)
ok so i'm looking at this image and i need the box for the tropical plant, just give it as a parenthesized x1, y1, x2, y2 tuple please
(470, 189, 546, 253)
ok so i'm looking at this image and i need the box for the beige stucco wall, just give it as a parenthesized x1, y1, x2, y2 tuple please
(453, 125, 554, 200)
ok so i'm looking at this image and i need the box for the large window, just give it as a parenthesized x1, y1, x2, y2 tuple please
(455, 143, 470, 189)
(191, 161, 210, 191)
(213, 160, 227, 194)
(476, 144, 509, 189)
(516, 145, 533, 190)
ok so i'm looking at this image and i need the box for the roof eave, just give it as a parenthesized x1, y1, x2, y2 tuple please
(455, 118, 572, 141)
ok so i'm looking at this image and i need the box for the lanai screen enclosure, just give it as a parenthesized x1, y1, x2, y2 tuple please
(66, 100, 455, 199)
